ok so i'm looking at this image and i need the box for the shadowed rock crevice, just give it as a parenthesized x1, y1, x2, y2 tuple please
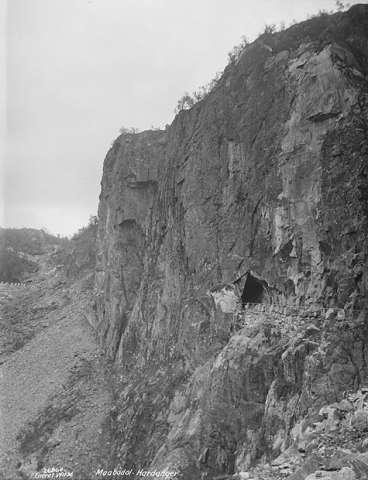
(241, 271, 269, 305)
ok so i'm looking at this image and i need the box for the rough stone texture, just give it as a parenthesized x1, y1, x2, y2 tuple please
(95, 6, 368, 479)
(0, 251, 113, 480)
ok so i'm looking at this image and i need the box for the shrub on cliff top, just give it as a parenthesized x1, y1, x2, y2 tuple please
(119, 126, 140, 135)
(173, 1, 353, 116)
(174, 70, 223, 114)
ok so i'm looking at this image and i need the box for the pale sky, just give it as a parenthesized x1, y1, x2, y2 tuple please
(2, 0, 357, 236)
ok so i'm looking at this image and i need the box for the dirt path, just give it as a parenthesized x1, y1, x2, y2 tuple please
(0, 273, 114, 480)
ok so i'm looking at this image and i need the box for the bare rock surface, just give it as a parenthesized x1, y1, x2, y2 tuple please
(94, 5, 368, 480)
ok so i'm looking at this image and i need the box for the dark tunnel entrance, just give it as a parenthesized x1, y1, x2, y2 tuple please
(241, 272, 266, 306)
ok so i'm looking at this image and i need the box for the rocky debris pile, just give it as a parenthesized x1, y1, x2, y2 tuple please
(304, 389, 368, 453)
(0, 247, 113, 480)
(234, 388, 368, 480)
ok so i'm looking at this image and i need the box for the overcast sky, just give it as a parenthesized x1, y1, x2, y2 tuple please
(2, 0, 357, 237)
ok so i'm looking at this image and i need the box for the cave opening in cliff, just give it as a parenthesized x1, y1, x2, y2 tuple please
(241, 272, 266, 305)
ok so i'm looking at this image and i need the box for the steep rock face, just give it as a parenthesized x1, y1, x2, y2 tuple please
(95, 6, 368, 479)
(95, 130, 167, 358)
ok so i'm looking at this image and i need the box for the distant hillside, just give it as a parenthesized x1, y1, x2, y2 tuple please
(52, 216, 98, 279)
(0, 219, 99, 284)
(0, 228, 65, 283)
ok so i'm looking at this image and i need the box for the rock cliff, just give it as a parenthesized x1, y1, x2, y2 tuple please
(95, 5, 368, 479)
